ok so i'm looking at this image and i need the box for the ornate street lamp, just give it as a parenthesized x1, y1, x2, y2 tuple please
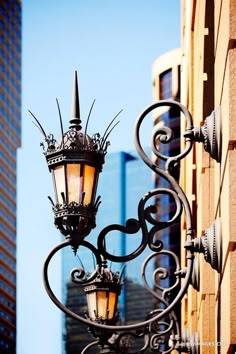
(32, 73, 222, 353)
(30, 72, 120, 252)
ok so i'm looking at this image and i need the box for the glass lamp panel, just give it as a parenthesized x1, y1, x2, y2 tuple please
(86, 291, 97, 320)
(83, 165, 96, 205)
(53, 165, 66, 205)
(107, 292, 117, 319)
(67, 163, 82, 203)
(96, 291, 108, 319)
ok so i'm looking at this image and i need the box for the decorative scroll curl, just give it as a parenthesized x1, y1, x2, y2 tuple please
(97, 188, 182, 262)
(147, 309, 180, 354)
(141, 251, 181, 302)
(135, 100, 194, 177)
(152, 125, 174, 160)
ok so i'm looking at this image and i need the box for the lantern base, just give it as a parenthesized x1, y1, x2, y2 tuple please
(52, 201, 99, 250)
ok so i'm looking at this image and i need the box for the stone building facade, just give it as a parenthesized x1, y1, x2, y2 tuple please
(180, 1, 236, 353)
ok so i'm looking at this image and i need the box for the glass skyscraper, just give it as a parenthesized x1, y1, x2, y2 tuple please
(62, 148, 155, 353)
(0, 0, 21, 353)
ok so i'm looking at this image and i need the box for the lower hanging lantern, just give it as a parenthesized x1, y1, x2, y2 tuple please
(83, 266, 122, 325)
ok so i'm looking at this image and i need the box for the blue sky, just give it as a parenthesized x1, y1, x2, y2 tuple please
(17, 1, 180, 353)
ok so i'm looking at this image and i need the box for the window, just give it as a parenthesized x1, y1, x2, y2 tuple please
(159, 69, 172, 100)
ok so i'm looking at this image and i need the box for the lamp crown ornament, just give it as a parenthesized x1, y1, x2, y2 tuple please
(38, 71, 111, 159)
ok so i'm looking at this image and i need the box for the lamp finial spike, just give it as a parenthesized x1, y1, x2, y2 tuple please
(69, 71, 82, 130)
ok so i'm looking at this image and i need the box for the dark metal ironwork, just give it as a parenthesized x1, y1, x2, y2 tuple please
(188, 107, 221, 162)
(36, 77, 222, 353)
(185, 218, 222, 273)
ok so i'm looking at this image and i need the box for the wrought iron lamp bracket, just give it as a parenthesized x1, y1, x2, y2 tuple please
(40, 90, 222, 353)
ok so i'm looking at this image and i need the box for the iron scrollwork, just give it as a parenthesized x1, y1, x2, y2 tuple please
(43, 100, 199, 353)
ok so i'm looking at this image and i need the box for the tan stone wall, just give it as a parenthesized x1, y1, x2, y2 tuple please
(181, 0, 236, 353)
